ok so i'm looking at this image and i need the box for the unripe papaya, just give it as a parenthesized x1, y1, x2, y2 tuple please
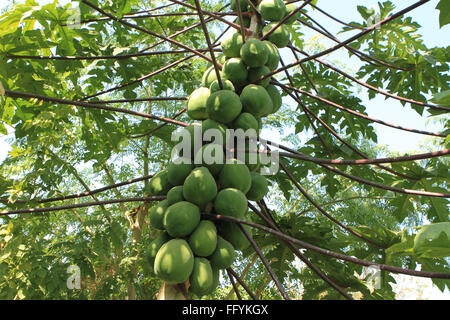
(214, 188, 248, 218)
(183, 167, 218, 208)
(202, 66, 224, 87)
(232, 112, 259, 131)
(222, 58, 248, 86)
(154, 239, 194, 284)
(209, 79, 235, 93)
(234, 15, 251, 28)
(246, 172, 269, 201)
(163, 201, 201, 237)
(265, 84, 282, 113)
(203, 266, 220, 295)
(258, 0, 287, 21)
(187, 87, 210, 120)
(240, 84, 273, 117)
(167, 185, 184, 205)
(284, 3, 300, 25)
(146, 232, 172, 267)
(202, 119, 229, 147)
(264, 40, 280, 70)
(221, 32, 244, 58)
(247, 65, 271, 87)
(209, 236, 236, 269)
(194, 143, 225, 176)
(149, 169, 172, 196)
(230, 0, 249, 12)
(189, 258, 214, 297)
(218, 222, 252, 251)
(189, 220, 218, 257)
(167, 158, 194, 186)
(240, 38, 269, 68)
(149, 200, 169, 230)
(206, 90, 242, 124)
(216, 54, 227, 65)
(219, 158, 252, 194)
(263, 23, 290, 48)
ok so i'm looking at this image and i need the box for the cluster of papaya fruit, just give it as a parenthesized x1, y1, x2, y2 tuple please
(145, 0, 296, 298)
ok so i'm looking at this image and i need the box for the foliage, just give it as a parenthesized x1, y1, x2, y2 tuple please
(0, 0, 449, 300)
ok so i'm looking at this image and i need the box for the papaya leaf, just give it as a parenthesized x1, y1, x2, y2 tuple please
(413, 222, 450, 258)
(436, 0, 450, 27)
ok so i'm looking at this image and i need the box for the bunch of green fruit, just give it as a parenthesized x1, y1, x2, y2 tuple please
(144, 0, 298, 298)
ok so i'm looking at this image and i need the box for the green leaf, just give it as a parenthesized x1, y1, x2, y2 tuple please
(431, 90, 450, 107)
(0, 80, 4, 96)
(414, 222, 450, 258)
(436, 0, 450, 27)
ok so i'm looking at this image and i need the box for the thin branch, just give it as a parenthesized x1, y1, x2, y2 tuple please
(307, 2, 366, 30)
(276, 82, 446, 138)
(288, 45, 450, 112)
(193, 0, 223, 88)
(234, 0, 247, 43)
(237, 223, 291, 300)
(227, 267, 258, 300)
(80, 0, 213, 64)
(80, 54, 196, 101)
(203, 214, 450, 280)
(4, 49, 220, 61)
(296, 12, 412, 72)
(254, 201, 354, 300)
(260, 0, 431, 81)
(0, 175, 155, 205)
(226, 269, 243, 300)
(168, 0, 251, 35)
(4, 90, 189, 127)
(0, 197, 165, 216)
(89, 97, 187, 104)
(269, 149, 450, 165)
(279, 57, 332, 155)
(271, 82, 420, 181)
(131, 108, 187, 139)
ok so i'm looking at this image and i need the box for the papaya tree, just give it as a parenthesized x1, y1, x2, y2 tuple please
(0, 0, 449, 300)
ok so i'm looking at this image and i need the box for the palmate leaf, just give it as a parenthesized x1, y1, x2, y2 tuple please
(413, 222, 450, 258)
(436, 0, 450, 27)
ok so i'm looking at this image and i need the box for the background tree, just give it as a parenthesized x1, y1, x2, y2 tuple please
(0, 0, 448, 300)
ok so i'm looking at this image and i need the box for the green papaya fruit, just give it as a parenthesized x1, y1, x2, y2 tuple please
(189, 257, 214, 297)
(206, 90, 242, 124)
(208, 236, 236, 269)
(167, 185, 184, 205)
(219, 158, 252, 194)
(258, 0, 287, 21)
(149, 169, 172, 196)
(240, 84, 273, 117)
(246, 172, 269, 201)
(214, 188, 248, 218)
(154, 239, 194, 284)
(240, 38, 269, 68)
(263, 23, 291, 48)
(221, 32, 244, 58)
(187, 87, 210, 120)
(167, 158, 194, 186)
(183, 167, 218, 208)
(149, 199, 169, 230)
(163, 201, 201, 237)
(189, 220, 218, 257)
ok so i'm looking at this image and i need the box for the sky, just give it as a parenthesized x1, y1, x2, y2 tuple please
(0, 0, 448, 299)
